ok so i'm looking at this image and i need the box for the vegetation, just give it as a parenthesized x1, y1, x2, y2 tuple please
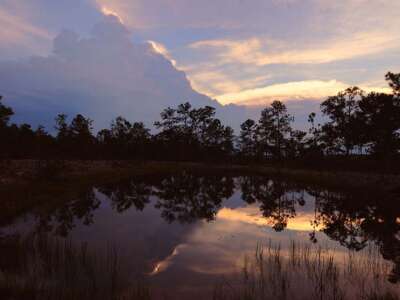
(0, 72, 399, 166)
(1, 233, 398, 300)
(213, 242, 399, 300)
(0, 233, 150, 300)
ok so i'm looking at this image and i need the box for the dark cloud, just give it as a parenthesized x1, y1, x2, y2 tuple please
(0, 15, 326, 134)
(0, 16, 250, 132)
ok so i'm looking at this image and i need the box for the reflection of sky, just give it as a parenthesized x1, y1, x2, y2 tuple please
(1, 187, 397, 299)
(151, 198, 340, 277)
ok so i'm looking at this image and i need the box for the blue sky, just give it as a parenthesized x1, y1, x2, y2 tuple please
(1, 0, 399, 129)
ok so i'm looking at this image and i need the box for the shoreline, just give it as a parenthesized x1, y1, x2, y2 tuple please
(1, 159, 400, 192)
(1, 159, 399, 228)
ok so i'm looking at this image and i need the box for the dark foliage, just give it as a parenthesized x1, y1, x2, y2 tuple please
(1, 72, 400, 163)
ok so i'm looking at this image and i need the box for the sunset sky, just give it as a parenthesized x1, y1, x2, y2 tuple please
(1, 0, 399, 129)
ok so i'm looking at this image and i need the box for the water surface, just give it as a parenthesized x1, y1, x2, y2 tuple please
(1, 172, 400, 299)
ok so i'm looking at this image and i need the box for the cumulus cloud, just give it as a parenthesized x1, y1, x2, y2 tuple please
(1, 1, 398, 133)
(0, 16, 248, 131)
(98, 0, 399, 108)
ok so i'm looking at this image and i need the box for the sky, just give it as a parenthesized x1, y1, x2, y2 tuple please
(0, 0, 399, 130)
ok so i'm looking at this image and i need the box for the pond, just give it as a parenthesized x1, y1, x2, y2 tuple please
(1, 172, 400, 299)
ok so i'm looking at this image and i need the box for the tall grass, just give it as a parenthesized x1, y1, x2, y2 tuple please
(1, 235, 399, 299)
(0, 233, 150, 300)
(213, 241, 400, 300)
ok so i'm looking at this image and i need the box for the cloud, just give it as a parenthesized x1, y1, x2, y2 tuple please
(183, 30, 399, 105)
(187, 69, 271, 97)
(147, 40, 177, 67)
(100, 6, 125, 24)
(190, 32, 400, 66)
(93, 0, 311, 30)
(1, 0, 398, 133)
(216, 80, 392, 106)
(0, 16, 248, 131)
(95, 0, 398, 109)
(0, 5, 52, 58)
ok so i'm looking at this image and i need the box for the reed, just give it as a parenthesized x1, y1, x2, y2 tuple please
(1, 234, 399, 299)
(0, 233, 151, 300)
(213, 241, 400, 300)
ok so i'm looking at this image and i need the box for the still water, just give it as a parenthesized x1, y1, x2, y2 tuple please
(1, 172, 400, 299)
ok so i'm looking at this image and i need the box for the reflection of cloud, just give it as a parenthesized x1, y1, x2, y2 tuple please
(217, 207, 320, 231)
(171, 203, 337, 276)
(149, 244, 187, 276)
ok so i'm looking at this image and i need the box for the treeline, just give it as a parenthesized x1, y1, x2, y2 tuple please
(0, 72, 399, 163)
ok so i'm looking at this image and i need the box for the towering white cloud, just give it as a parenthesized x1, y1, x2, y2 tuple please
(0, 16, 247, 131)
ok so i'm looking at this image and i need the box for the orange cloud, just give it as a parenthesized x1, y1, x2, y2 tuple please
(0, 8, 51, 48)
(216, 80, 391, 105)
(148, 40, 177, 67)
(217, 207, 319, 232)
(190, 32, 400, 67)
(100, 5, 125, 24)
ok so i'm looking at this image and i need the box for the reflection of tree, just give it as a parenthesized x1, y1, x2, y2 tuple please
(98, 173, 235, 224)
(98, 178, 152, 212)
(240, 177, 305, 231)
(32, 173, 235, 236)
(35, 189, 100, 237)
(309, 190, 369, 251)
(240, 177, 400, 283)
(154, 172, 235, 223)
(0, 233, 22, 274)
(309, 188, 400, 283)
(25, 173, 400, 284)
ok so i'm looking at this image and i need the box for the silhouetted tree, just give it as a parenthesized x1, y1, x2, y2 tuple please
(239, 119, 258, 160)
(0, 96, 14, 158)
(358, 92, 400, 158)
(154, 102, 234, 161)
(257, 100, 293, 160)
(2, 72, 400, 164)
(33, 126, 54, 158)
(0, 96, 13, 128)
(98, 117, 151, 159)
(320, 87, 364, 155)
(286, 130, 307, 159)
(69, 114, 94, 159)
(386, 72, 400, 96)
